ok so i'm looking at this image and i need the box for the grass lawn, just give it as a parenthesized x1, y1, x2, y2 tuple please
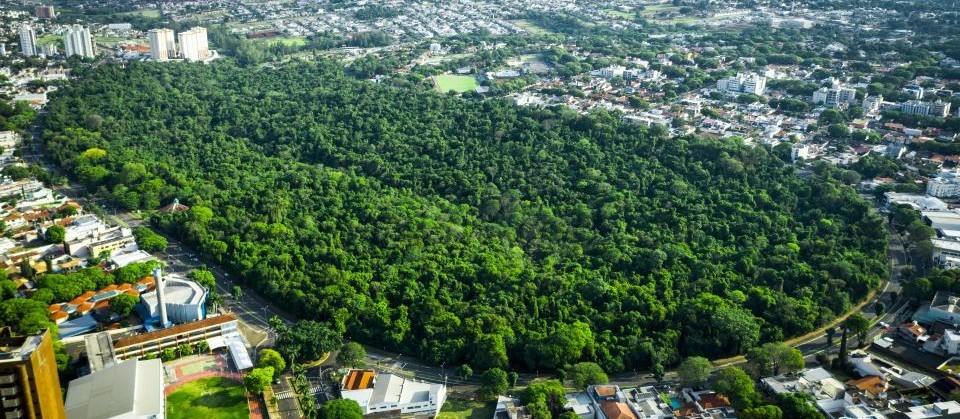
(436, 398, 495, 419)
(433, 75, 478, 93)
(36, 34, 61, 46)
(166, 377, 248, 419)
(604, 9, 636, 19)
(254, 36, 307, 47)
(509, 20, 551, 35)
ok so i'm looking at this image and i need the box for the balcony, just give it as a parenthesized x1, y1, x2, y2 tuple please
(3, 408, 22, 419)
(0, 389, 15, 398)
(0, 376, 14, 385)
(1, 398, 17, 409)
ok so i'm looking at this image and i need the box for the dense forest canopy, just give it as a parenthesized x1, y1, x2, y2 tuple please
(42, 61, 886, 372)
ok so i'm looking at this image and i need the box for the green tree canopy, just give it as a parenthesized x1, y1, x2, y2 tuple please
(244, 366, 274, 394)
(336, 342, 367, 368)
(712, 367, 760, 411)
(258, 349, 286, 380)
(678, 356, 713, 388)
(566, 362, 609, 389)
(319, 399, 364, 419)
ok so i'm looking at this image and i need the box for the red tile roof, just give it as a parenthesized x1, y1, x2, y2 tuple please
(114, 314, 238, 349)
(600, 401, 637, 419)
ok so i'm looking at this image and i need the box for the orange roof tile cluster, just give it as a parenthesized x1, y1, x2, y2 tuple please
(594, 386, 618, 397)
(114, 314, 238, 349)
(600, 401, 637, 419)
(697, 393, 731, 409)
(900, 322, 926, 336)
(847, 376, 888, 396)
(342, 370, 377, 390)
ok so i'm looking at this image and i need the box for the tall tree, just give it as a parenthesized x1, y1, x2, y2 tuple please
(336, 342, 367, 368)
(478, 368, 509, 400)
(712, 367, 760, 411)
(319, 399, 363, 419)
(258, 349, 286, 380)
(566, 362, 609, 389)
(678, 356, 713, 388)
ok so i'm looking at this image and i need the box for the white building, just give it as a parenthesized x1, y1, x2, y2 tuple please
(138, 270, 207, 326)
(812, 87, 857, 108)
(19, 25, 37, 57)
(933, 239, 960, 269)
(717, 73, 766, 95)
(863, 95, 883, 113)
(902, 100, 933, 116)
(64, 359, 165, 419)
(902, 401, 960, 418)
(340, 369, 447, 417)
(148, 28, 176, 61)
(927, 170, 960, 198)
(64, 25, 95, 58)
(177, 27, 209, 61)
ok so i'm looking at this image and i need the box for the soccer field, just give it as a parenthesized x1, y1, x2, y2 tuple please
(166, 377, 248, 419)
(433, 75, 479, 93)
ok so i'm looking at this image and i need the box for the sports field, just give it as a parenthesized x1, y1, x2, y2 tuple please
(433, 75, 478, 93)
(166, 377, 248, 419)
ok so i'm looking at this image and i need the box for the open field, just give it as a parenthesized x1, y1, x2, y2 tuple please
(122, 8, 160, 18)
(436, 398, 495, 419)
(642, 4, 682, 16)
(254, 36, 308, 47)
(433, 75, 478, 93)
(166, 377, 248, 419)
(422, 53, 473, 65)
(604, 9, 636, 19)
(36, 34, 61, 46)
(509, 19, 552, 35)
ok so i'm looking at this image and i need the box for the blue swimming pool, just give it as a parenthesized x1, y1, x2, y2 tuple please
(670, 397, 682, 410)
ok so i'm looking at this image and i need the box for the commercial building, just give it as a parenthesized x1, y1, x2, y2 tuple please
(63, 26, 95, 58)
(340, 369, 447, 417)
(812, 87, 857, 108)
(19, 25, 37, 57)
(34, 5, 55, 19)
(112, 313, 242, 360)
(147, 29, 176, 61)
(137, 268, 207, 327)
(0, 328, 66, 419)
(900, 100, 950, 117)
(177, 27, 209, 61)
(64, 359, 164, 419)
(716, 73, 766, 95)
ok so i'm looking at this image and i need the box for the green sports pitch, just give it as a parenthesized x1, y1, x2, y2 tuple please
(433, 75, 479, 93)
(166, 377, 248, 419)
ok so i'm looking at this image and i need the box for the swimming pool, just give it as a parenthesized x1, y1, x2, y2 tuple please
(670, 397, 682, 410)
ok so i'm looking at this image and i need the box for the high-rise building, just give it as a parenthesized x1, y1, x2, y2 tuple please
(148, 28, 176, 61)
(63, 25, 95, 58)
(0, 328, 66, 419)
(19, 25, 37, 57)
(177, 27, 209, 62)
(34, 5, 56, 19)
(931, 101, 952, 118)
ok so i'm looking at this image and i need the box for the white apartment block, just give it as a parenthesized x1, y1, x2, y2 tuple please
(716, 73, 766, 95)
(812, 87, 857, 108)
(19, 25, 36, 57)
(64, 25, 95, 58)
(862, 94, 883, 113)
(900, 100, 950, 117)
(177, 27, 209, 61)
(148, 28, 176, 61)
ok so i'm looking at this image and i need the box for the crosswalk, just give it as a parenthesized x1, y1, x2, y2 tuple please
(274, 383, 323, 401)
(275, 390, 294, 400)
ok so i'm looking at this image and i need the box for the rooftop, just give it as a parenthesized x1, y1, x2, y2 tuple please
(64, 359, 164, 419)
(342, 369, 377, 390)
(114, 313, 237, 349)
(0, 328, 45, 363)
(140, 275, 205, 307)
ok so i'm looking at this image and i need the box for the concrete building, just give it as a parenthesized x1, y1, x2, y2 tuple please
(863, 95, 883, 113)
(916, 291, 960, 325)
(19, 25, 37, 57)
(147, 29, 176, 61)
(0, 328, 66, 419)
(717, 73, 766, 95)
(63, 26, 95, 58)
(812, 87, 857, 108)
(39, 44, 57, 57)
(138, 268, 206, 327)
(64, 359, 164, 419)
(177, 27, 209, 61)
(927, 170, 960, 198)
(112, 313, 243, 360)
(931, 101, 952, 118)
(932, 239, 960, 269)
(587, 385, 640, 419)
(902, 100, 933, 116)
(34, 5, 55, 19)
(902, 401, 960, 418)
(340, 369, 447, 417)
